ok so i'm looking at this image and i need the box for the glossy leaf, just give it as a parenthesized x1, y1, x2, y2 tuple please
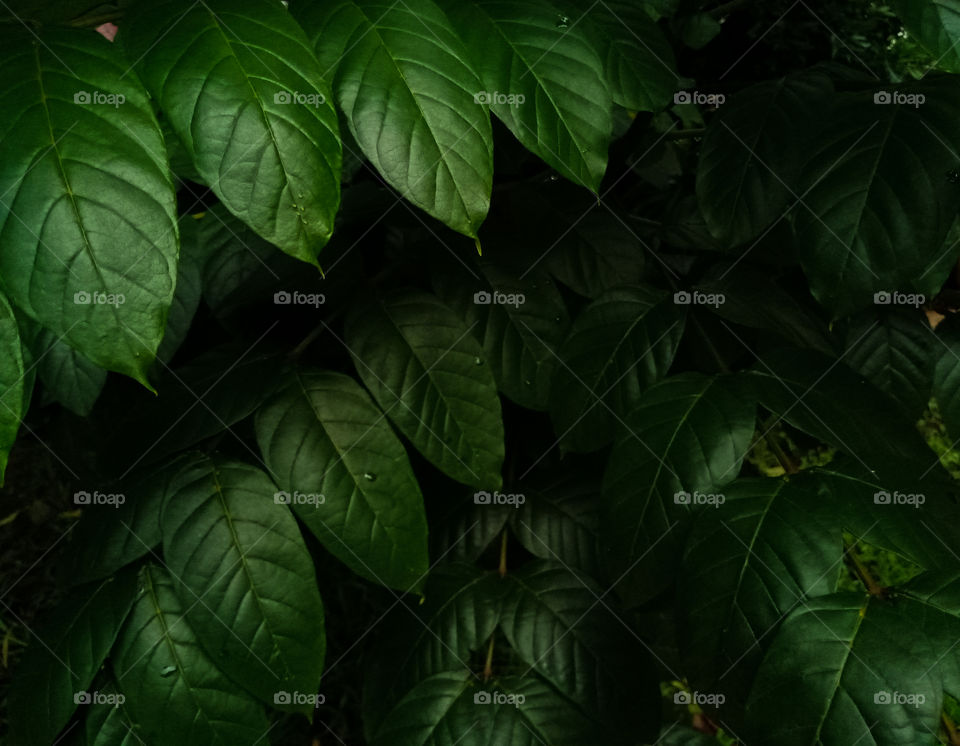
(256, 368, 429, 590)
(296, 0, 493, 237)
(122, 0, 342, 265)
(550, 285, 685, 453)
(0, 26, 178, 383)
(160, 455, 325, 712)
(893, 1, 960, 73)
(345, 288, 505, 488)
(438, 0, 612, 191)
(602, 373, 756, 605)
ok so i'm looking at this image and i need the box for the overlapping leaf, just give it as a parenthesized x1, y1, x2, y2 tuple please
(345, 288, 504, 488)
(123, 0, 342, 265)
(0, 26, 178, 383)
(296, 0, 493, 237)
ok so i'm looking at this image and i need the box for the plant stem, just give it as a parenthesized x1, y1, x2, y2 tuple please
(845, 540, 885, 597)
(498, 530, 508, 578)
(759, 414, 799, 475)
(482, 635, 496, 681)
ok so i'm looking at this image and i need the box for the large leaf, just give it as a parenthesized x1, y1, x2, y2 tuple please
(893, 0, 960, 73)
(122, 0, 342, 265)
(932, 316, 960, 438)
(842, 308, 934, 418)
(112, 564, 271, 744)
(362, 563, 506, 737)
(696, 73, 831, 247)
(550, 284, 685, 453)
(500, 561, 658, 743)
(580, 0, 679, 112)
(794, 79, 960, 316)
(371, 671, 603, 746)
(295, 0, 493, 237)
(345, 288, 505, 488)
(432, 254, 571, 410)
(0, 26, 178, 384)
(84, 675, 141, 746)
(677, 477, 841, 709)
(744, 347, 940, 485)
(160, 455, 325, 712)
(19, 317, 105, 417)
(0, 291, 23, 480)
(256, 368, 429, 590)
(7, 566, 139, 746)
(438, 0, 612, 190)
(745, 592, 957, 745)
(602, 373, 757, 605)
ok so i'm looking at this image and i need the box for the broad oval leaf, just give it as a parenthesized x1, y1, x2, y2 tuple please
(122, 0, 342, 265)
(345, 288, 505, 489)
(296, 0, 493, 237)
(696, 73, 832, 246)
(84, 675, 141, 746)
(0, 26, 178, 384)
(932, 316, 960, 438)
(7, 566, 139, 746)
(550, 284, 686, 453)
(893, 0, 960, 73)
(795, 79, 960, 316)
(438, 0, 612, 191)
(160, 454, 325, 712)
(500, 560, 658, 744)
(602, 372, 756, 605)
(256, 368, 429, 590)
(112, 564, 271, 744)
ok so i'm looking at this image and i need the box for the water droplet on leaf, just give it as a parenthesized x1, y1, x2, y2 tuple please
(363, 472, 377, 482)
(161, 665, 177, 678)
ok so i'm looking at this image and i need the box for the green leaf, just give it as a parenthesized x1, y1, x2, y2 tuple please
(7, 566, 139, 746)
(295, 0, 493, 237)
(438, 0, 612, 191)
(842, 308, 934, 418)
(501, 561, 659, 743)
(156, 220, 203, 364)
(510, 472, 601, 578)
(932, 318, 960, 437)
(372, 671, 605, 746)
(122, 0, 342, 265)
(0, 26, 178, 384)
(363, 563, 506, 737)
(795, 80, 960, 316)
(67, 468, 166, 586)
(432, 255, 570, 410)
(893, 0, 960, 73)
(256, 368, 429, 590)
(112, 564, 271, 744)
(550, 285, 686, 453)
(84, 675, 141, 746)
(602, 373, 756, 605)
(160, 455, 325, 712)
(745, 592, 949, 745)
(744, 348, 939, 485)
(677, 477, 841, 708)
(581, 0, 680, 112)
(0, 291, 24, 481)
(696, 73, 832, 246)
(345, 288, 505, 488)
(19, 317, 105, 417)
(431, 492, 513, 563)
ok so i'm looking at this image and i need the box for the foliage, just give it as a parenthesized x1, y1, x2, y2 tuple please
(2, 0, 960, 744)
